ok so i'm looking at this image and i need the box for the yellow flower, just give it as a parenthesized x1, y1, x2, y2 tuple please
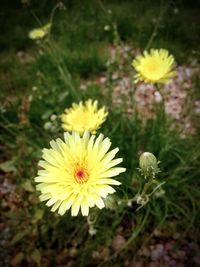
(29, 23, 51, 40)
(132, 49, 176, 84)
(35, 131, 126, 216)
(61, 99, 108, 135)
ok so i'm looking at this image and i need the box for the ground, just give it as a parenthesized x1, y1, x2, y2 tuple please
(0, 1, 200, 267)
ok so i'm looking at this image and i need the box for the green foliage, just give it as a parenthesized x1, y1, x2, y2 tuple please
(1, 0, 200, 266)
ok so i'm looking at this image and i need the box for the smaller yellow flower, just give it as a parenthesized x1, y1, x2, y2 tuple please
(132, 49, 176, 84)
(29, 23, 51, 40)
(61, 99, 108, 135)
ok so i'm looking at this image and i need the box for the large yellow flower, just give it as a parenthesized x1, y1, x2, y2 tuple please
(29, 23, 51, 40)
(35, 131, 125, 216)
(61, 99, 108, 134)
(132, 49, 176, 84)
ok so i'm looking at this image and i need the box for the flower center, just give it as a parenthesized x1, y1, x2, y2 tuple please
(146, 62, 158, 73)
(72, 110, 92, 126)
(74, 167, 89, 184)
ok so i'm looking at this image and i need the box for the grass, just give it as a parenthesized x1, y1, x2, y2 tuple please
(1, 0, 200, 266)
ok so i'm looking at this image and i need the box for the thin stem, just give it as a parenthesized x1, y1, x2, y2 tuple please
(99, 207, 150, 265)
(145, 0, 172, 50)
(41, 41, 78, 100)
(154, 83, 166, 125)
(148, 181, 165, 197)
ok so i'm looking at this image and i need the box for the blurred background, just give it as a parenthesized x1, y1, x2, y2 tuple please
(0, 0, 200, 266)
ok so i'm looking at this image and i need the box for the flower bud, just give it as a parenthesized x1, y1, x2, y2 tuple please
(104, 25, 110, 31)
(154, 91, 162, 103)
(50, 114, 57, 121)
(105, 195, 117, 210)
(44, 121, 52, 130)
(88, 226, 97, 236)
(155, 188, 165, 198)
(139, 152, 159, 178)
(136, 194, 149, 206)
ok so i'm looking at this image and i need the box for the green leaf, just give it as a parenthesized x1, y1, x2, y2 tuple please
(11, 252, 24, 266)
(31, 249, 41, 267)
(3, 211, 19, 219)
(42, 109, 52, 120)
(21, 180, 34, 192)
(11, 229, 29, 245)
(0, 160, 17, 173)
(33, 209, 44, 222)
(58, 91, 69, 102)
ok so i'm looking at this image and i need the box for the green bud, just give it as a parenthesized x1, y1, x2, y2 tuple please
(104, 195, 118, 210)
(139, 152, 159, 178)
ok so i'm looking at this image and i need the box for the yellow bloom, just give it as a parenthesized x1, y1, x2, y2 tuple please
(35, 131, 126, 216)
(61, 99, 108, 135)
(132, 49, 176, 84)
(29, 23, 51, 40)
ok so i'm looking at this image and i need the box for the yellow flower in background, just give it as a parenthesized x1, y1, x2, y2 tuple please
(132, 49, 176, 84)
(35, 131, 126, 216)
(29, 23, 51, 40)
(61, 99, 108, 135)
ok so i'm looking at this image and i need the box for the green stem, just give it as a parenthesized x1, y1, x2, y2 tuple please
(42, 41, 78, 100)
(99, 207, 150, 265)
(154, 83, 166, 126)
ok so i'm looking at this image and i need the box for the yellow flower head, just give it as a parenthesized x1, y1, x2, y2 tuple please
(61, 99, 108, 135)
(35, 131, 126, 216)
(132, 49, 176, 84)
(29, 23, 51, 40)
